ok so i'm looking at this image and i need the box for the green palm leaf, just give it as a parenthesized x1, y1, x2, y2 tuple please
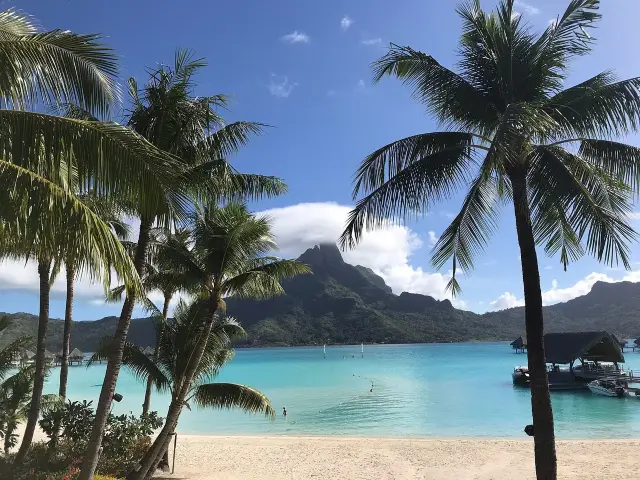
(0, 160, 142, 293)
(0, 9, 119, 114)
(191, 383, 275, 419)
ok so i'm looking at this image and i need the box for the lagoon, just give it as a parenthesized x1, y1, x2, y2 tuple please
(45, 342, 640, 438)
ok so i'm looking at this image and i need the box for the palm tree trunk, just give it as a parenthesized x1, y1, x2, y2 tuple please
(59, 264, 75, 400)
(15, 259, 52, 462)
(510, 168, 557, 480)
(79, 218, 152, 480)
(129, 297, 219, 480)
(142, 294, 171, 416)
(5, 421, 15, 454)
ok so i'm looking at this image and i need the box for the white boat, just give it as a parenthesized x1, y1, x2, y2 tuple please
(512, 366, 530, 385)
(588, 379, 626, 397)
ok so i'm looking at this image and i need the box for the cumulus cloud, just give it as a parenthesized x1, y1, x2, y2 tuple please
(340, 16, 353, 31)
(514, 0, 540, 15)
(357, 79, 365, 88)
(256, 202, 459, 303)
(427, 231, 439, 247)
(281, 31, 310, 44)
(489, 271, 640, 311)
(268, 74, 297, 98)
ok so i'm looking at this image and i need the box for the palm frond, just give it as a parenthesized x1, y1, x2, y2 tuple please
(0, 160, 143, 295)
(0, 18, 120, 114)
(373, 44, 497, 132)
(222, 259, 310, 299)
(0, 335, 33, 381)
(88, 338, 170, 393)
(578, 140, 640, 194)
(529, 145, 636, 269)
(201, 121, 266, 159)
(544, 73, 640, 139)
(191, 383, 275, 419)
(0, 110, 189, 223)
(340, 133, 481, 249)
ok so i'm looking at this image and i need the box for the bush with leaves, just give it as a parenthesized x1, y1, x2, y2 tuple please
(39, 400, 162, 476)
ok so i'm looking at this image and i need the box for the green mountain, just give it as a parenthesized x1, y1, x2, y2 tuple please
(1, 244, 639, 350)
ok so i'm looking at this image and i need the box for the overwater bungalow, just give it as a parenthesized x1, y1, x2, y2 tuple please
(513, 331, 629, 390)
(510, 335, 526, 353)
(20, 349, 35, 366)
(69, 348, 84, 366)
(611, 334, 627, 351)
(142, 346, 155, 357)
(43, 349, 55, 365)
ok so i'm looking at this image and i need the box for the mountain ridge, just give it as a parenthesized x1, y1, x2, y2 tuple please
(1, 243, 638, 350)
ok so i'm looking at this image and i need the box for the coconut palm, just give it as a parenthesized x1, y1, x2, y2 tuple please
(108, 228, 192, 415)
(90, 299, 274, 427)
(340, 1, 640, 478)
(0, 316, 32, 382)
(130, 203, 309, 480)
(0, 9, 193, 461)
(79, 50, 287, 480)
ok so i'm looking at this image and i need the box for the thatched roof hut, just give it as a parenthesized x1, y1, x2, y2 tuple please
(142, 346, 155, 357)
(21, 349, 35, 360)
(510, 336, 526, 348)
(543, 331, 624, 365)
(69, 348, 84, 364)
(611, 334, 627, 349)
(43, 350, 55, 362)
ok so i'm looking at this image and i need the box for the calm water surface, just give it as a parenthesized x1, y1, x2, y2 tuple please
(44, 342, 640, 438)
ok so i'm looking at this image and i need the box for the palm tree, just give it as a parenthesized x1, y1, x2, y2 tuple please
(0, 9, 191, 461)
(79, 50, 288, 480)
(340, 1, 640, 479)
(90, 299, 275, 426)
(130, 203, 309, 480)
(108, 228, 192, 415)
(0, 316, 33, 382)
(0, 365, 58, 454)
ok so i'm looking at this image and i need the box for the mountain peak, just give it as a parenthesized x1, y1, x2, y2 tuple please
(297, 243, 345, 266)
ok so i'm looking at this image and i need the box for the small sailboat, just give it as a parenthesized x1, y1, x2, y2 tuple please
(361, 343, 364, 357)
(323, 344, 326, 358)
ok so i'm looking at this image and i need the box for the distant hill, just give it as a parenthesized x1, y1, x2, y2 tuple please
(1, 244, 639, 350)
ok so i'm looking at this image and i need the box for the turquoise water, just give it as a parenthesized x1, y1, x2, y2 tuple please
(44, 342, 640, 438)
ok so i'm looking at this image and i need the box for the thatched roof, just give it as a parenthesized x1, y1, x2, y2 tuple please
(22, 349, 35, 359)
(142, 346, 154, 356)
(511, 336, 525, 348)
(69, 348, 84, 358)
(544, 331, 624, 365)
(43, 349, 55, 360)
(611, 334, 627, 348)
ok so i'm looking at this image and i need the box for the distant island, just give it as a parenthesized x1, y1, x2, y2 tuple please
(2, 243, 639, 350)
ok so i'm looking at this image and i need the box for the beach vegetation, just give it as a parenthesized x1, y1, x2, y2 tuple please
(340, 0, 640, 478)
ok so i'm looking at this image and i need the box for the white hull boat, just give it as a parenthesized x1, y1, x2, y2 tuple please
(588, 380, 626, 397)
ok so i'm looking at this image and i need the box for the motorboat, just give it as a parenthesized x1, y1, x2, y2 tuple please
(587, 379, 626, 397)
(512, 366, 530, 385)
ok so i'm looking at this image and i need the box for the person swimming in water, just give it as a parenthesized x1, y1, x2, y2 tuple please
(283, 407, 287, 417)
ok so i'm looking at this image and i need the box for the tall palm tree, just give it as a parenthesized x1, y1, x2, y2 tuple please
(80, 50, 288, 480)
(340, 1, 640, 479)
(0, 9, 191, 461)
(90, 299, 275, 423)
(130, 203, 309, 480)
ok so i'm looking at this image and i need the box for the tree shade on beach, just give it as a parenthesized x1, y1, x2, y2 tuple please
(340, 1, 640, 478)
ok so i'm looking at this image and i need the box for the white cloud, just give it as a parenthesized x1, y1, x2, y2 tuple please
(281, 31, 310, 44)
(340, 16, 353, 31)
(256, 202, 458, 303)
(544, 265, 553, 270)
(357, 79, 365, 88)
(489, 270, 640, 311)
(514, 0, 540, 15)
(268, 74, 297, 98)
(628, 212, 640, 220)
(427, 231, 439, 247)
(361, 38, 382, 46)
(326, 89, 336, 97)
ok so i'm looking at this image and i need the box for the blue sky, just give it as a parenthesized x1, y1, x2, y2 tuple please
(2, 0, 640, 319)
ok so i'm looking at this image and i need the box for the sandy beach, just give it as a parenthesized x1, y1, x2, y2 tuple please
(160, 435, 640, 480)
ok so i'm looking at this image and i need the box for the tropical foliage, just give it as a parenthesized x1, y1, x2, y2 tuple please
(340, 1, 640, 478)
(130, 203, 309, 479)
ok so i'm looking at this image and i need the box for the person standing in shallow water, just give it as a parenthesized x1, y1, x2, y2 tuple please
(283, 407, 287, 417)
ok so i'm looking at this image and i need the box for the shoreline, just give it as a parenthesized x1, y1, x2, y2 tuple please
(166, 435, 640, 479)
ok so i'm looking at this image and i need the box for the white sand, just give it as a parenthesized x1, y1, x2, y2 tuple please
(159, 435, 640, 480)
